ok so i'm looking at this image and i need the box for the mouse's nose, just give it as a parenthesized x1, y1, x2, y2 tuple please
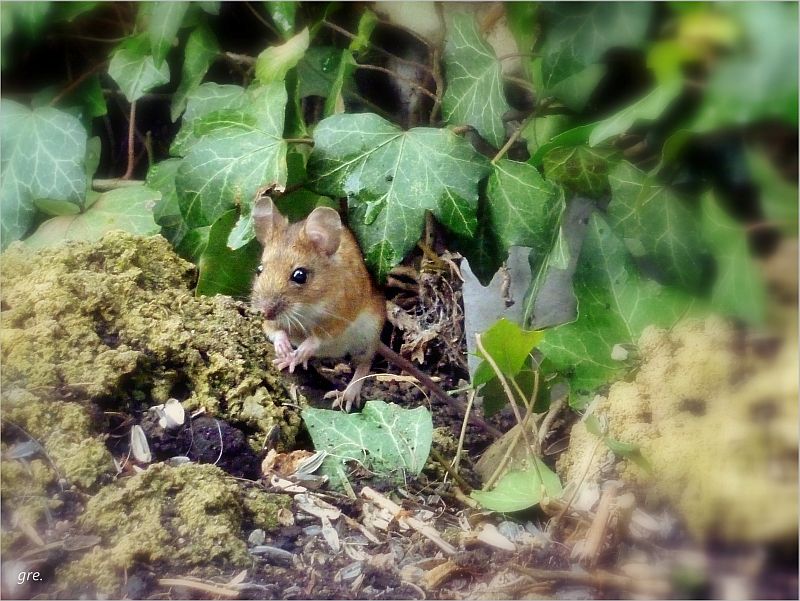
(261, 299, 284, 320)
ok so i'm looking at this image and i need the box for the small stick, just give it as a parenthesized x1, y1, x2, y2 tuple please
(361, 486, 457, 555)
(122, 101, 137, 180)
(159, 578, 240, 598)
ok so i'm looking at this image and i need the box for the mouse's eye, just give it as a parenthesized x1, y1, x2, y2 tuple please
(255, 264, 264, 275)
(290, 268, 308, 285)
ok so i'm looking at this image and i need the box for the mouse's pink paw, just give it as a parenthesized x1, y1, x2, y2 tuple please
(272, 330, 293, 359)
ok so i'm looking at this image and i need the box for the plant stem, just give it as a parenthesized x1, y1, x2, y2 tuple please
(48, 61, 108, 107)
(122, 101, 137, 180)
(491, 113, 535, 164)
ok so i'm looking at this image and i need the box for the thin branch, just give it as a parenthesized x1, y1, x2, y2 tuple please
(498, 52, 538, 61)
(224, 51, 256, 66)
(322, 20, 433, 75)
(430, 46, 444, 124)
(491, 112, 535, 164)
(284, 137, 314, 145)
(355, 64, 439, 103)
(93, 179, 145, 191)
(49, 61, 108, 107)
(244, 1, 279, 37)
(122, 101, 137, 180)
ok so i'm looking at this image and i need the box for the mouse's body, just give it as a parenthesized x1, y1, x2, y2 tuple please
(251, 196, 385, 409)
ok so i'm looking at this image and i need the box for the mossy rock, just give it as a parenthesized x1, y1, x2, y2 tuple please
(58, 463, 290, 596)
(0, 232, 304, 445)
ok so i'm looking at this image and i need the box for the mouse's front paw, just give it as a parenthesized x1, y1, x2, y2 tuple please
(272, 330, 293, 359)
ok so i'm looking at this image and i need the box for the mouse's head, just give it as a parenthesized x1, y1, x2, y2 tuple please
(250, 196, 343, 328)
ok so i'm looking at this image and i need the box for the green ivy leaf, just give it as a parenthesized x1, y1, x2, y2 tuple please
(303, 401, 433, 489)
(266, 1, 296, 38)
(442, 13, 510, 148)
(1, 100, 87, 248)
(308, 113, 490, 280)
(486, 159, 565, 255)
(196, 209, 261, 297)
(171, 83, 249, 156)
(608, 161, 706, 292)
(147, 1, 189, 68)
(542, 145, 614, 197)
(145, 157, 188, 249)
(296, 46, 345, 98)
(471, 459, 562, 512)
(539, 3, 652, 88)
(530, 123, 593, 167)
(700, 192, 766, 324)
(589, 80, 682, 147)
(24, 185, 160, 249)
(323, 49, 356, 117)
(349, 8, 377, 55)
(171, 22, 220, 122)
(539, 212, 697, 401)
(255, 27, 309, 84)
(108, 35, 170, 102)
(473, 318, 544, 387)
(176, 82, 288, 234)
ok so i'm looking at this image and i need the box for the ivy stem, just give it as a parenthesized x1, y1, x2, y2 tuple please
(284, 138, 314, 145)
(122, 101, 137, 180)
(497, 52, 539, 61)
(322, 20, 433, 75)
(244, 1, 280, 37)
(490, 113, 535, 165)
(355, 64, 439, 103)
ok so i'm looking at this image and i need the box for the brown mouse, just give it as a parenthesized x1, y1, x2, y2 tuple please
(251, 195, 502, 435)
(251, 195, 385, 410)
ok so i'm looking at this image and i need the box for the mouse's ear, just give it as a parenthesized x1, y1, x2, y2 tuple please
(305, 207, 342, 256)
(252, 196, 288, 242)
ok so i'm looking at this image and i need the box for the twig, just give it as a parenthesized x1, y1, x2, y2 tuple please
(430, 447, 472, 492)
(451, 388, 475, 473)
(224, 51, 256, 66)
(450, 125, 472, 135)
(122, 101, 137, 180)
(475, 334, 534, 452)
(355, 64, 439, 103)
(244, 1, 279, 37)
(361, 486, 457, 555)
(498, 52, 538, 61)
(323, 20, 433, 75)
(491, 113, 535, 164)
(510, 565, 670, 596)
(430, 46, 444, 124)
(159, 578, 240, 598)
(536, 393, 563, 455)
(48, 61, 108, 107)
(284, 137, 314, 145)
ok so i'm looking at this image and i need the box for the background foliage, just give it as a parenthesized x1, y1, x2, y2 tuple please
(2, 1, 797, 409)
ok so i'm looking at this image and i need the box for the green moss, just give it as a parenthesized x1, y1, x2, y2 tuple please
(58, 463, 290, 595)
(558, 317, 798, 543)
(0, 458, 58, 551)
(0, 233, 305, 447)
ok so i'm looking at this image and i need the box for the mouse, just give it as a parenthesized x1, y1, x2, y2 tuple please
(251, 195, 385, 411)
(251, 195, 502, 435)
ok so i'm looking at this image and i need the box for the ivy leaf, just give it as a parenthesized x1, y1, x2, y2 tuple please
(308, 113, 490, 280)
(542, 144, 614, 198)
(349, 8, 377, 55)
(24, 185, 160, 249)
(176, 82, 288, 235)
(700, 192, 766, 324)
(589, 80, 682, 147)
(539, 212, 696, 402)
(303, 401, 433, 489)
(147, 1, 189, 68)
(323, 49, 356, 117)
(196, 209, 261, 297)
(471, 460, 562, 512)
(608, 161, 707, 292)
(530, 123, 593, 167)
(442, 13, 510, 148)
(108, 35, 170, 102)
(171, 83, 248, 155)
(145, 157, 189, 249)
(473, 318, 543, 387)
(486, 159, 565, 255)
(1, 100, 87, 248)
(539, 3, 652, 88)
(171, 22, 220, 122)
(255, 27, 309, 84)
(296, 46, 346, 98)
(266, 1, 296, 38)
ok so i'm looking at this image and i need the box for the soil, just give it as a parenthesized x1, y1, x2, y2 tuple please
(1, 234, 797, 600)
